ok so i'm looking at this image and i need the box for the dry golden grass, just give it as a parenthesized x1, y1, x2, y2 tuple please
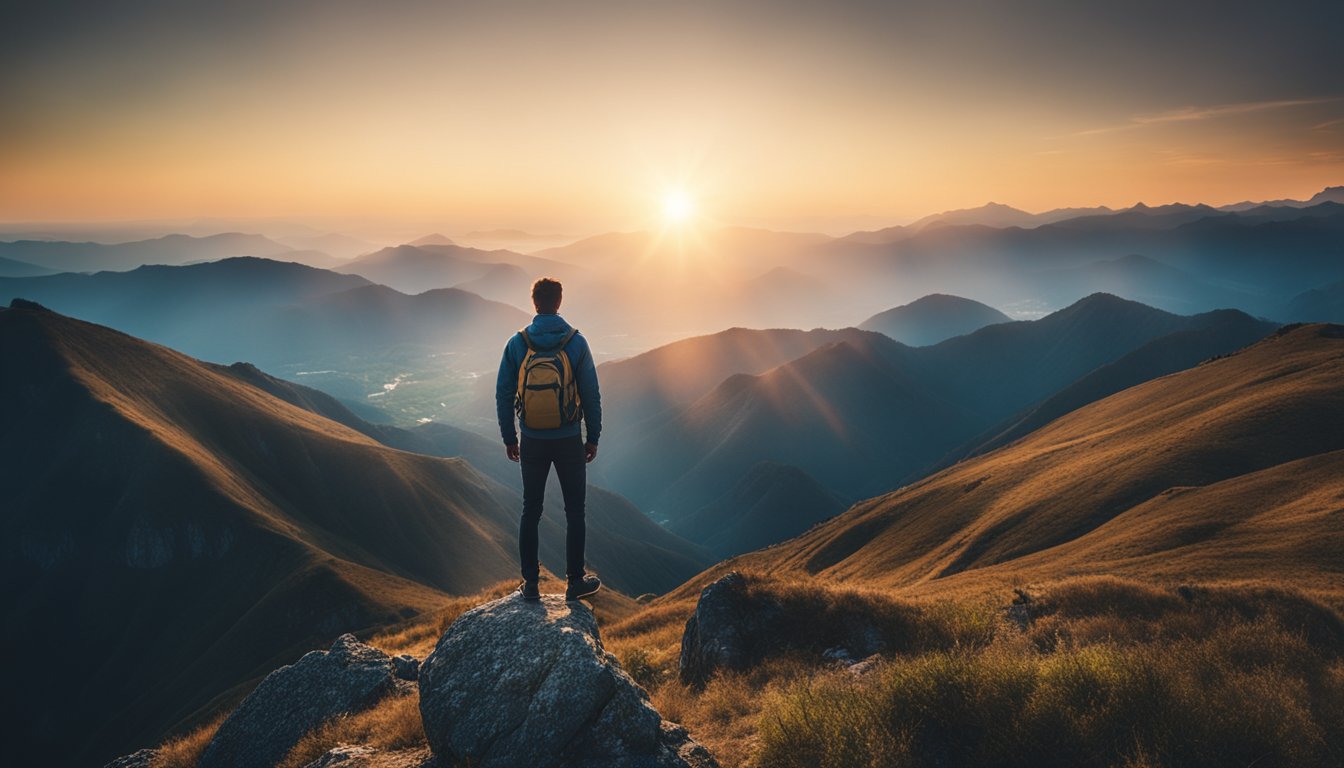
(278, 692, 425, 768)
(752, 577, 1344, 768)
(148, 712, 227, 768)
(602, 574, 1344, 768)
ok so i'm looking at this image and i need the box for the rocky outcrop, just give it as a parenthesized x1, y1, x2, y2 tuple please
(102, 748, 157, 768)
(199, 634, 401, 768)
(418, 593, 718, 768)
(679, 572, 887, 687)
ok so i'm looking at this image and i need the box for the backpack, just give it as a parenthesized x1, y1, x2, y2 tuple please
(515, 327, 583, 430)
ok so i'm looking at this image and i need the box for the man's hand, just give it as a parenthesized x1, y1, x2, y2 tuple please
(506, 443, 520, 462)
(585, 443, 598, 463)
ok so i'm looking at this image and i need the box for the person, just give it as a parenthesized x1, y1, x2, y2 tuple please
(496, 277, 603, 602)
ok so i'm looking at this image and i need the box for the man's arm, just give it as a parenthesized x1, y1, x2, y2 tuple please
(495, 336, 520, 459)
(574, 335, 601, 455)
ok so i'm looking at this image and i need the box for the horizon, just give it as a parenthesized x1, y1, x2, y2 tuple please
(1, 180, 1340, 245)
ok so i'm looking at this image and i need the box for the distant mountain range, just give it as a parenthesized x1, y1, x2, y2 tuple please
(0, 232, 294, 272)
(337, 243, 581, 298)
(0, 256, 528, 372)
(0, 302, 706, 767)
(687, 322, 1344, 596)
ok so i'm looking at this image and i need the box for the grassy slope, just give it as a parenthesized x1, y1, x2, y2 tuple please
(645, 324, 1344, 607)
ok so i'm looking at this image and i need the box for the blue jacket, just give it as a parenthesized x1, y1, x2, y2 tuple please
(496, 313, 602, 445)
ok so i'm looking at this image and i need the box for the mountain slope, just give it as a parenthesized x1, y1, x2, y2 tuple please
(707, 324, 1344, 597)
(0, 301, 532, 766)
(218, 361, 712, 595)
(957, 310, 1279, 458)
(668, 461, 849, 558)
(859, 293, 1010, 346)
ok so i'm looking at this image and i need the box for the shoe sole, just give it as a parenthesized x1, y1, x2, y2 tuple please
(566, 586, 600, 602)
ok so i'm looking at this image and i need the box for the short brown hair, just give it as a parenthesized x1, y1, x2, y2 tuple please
(531, 277, 562, 313)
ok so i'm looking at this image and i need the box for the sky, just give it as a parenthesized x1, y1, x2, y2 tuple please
(3, 0, 1343, 235)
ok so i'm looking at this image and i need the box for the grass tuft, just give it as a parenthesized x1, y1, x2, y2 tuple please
(148, 712, 227, 768)
(277, 691, 425, 768)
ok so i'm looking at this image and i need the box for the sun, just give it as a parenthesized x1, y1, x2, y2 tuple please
(661, 189, 695, 225)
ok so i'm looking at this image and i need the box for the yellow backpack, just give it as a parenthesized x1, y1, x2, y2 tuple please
(515, 327, 583, 430)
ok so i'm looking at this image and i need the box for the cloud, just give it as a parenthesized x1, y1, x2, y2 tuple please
(1071, 97, 1338, 137)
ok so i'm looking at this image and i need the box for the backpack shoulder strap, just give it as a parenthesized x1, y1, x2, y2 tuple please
(559, 327, 578, 350)
(519, 328, 535, 351)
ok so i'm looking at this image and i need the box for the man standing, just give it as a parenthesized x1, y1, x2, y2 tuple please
(496, 277, 603, 602)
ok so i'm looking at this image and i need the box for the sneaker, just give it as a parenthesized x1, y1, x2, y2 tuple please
(565, 574, 601, 602)
(519, 580, 540, 600)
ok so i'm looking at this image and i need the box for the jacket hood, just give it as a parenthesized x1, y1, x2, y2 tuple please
(523, 313, 574, 350)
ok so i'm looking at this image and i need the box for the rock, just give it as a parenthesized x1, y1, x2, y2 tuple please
(679, 572, 888, 687)
(301, 745, 436, 768)
(200, 634, 399, 768)
(678, 572, 763, 686)
(847, 655, 882, 677)
(102, 748, 157, 768)
(392, 653, 420, 681)
(418, 593, 718, 768)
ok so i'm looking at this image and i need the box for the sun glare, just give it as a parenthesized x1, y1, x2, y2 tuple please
(662, 189, 695, 224)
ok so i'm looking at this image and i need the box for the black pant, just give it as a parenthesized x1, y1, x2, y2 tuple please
(519, 434, 586, 582)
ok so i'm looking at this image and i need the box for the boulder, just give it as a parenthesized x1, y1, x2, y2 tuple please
(679, 572, 887, 687)
(679, 572, 775, 686)
(199, 634, 399, 768)
(392, 653, 420, 681)
(418, 593, 718, 768)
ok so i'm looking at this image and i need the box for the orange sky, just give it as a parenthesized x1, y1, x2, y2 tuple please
(3, 1, 1342, 234)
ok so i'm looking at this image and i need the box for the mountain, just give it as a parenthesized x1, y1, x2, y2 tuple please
(909, 202, 1041, 230)
(276, 232, 379, 260)
(0, 255, 55, 277)
(1219, 185, 1344, 211)
(954, 309, 1280, 459)
(839, 204, 1116, 245)
(410, 233, 456, 246)
(667, 462, 849, 558)
(0, 257, 529, 372)
(0, 232, 292, 272)
(453, 261, 534, 307)
(705, 323, 1344, 597)
(1025, 253, 1258, 315)
(600, 295, 1277, 541)
(858, 293, 1010, 346)
(604, 334, 978, 517)
(338, 243, 577, 294)
(0, 302, 515, 766)
(457, 228, 571, 251)
(1280, 279, 1344, 323)
(0, 303, 705, 767)
(592, 326, 887, 452)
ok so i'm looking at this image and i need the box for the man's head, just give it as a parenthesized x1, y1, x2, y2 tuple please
(532, 277, 563, 314)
